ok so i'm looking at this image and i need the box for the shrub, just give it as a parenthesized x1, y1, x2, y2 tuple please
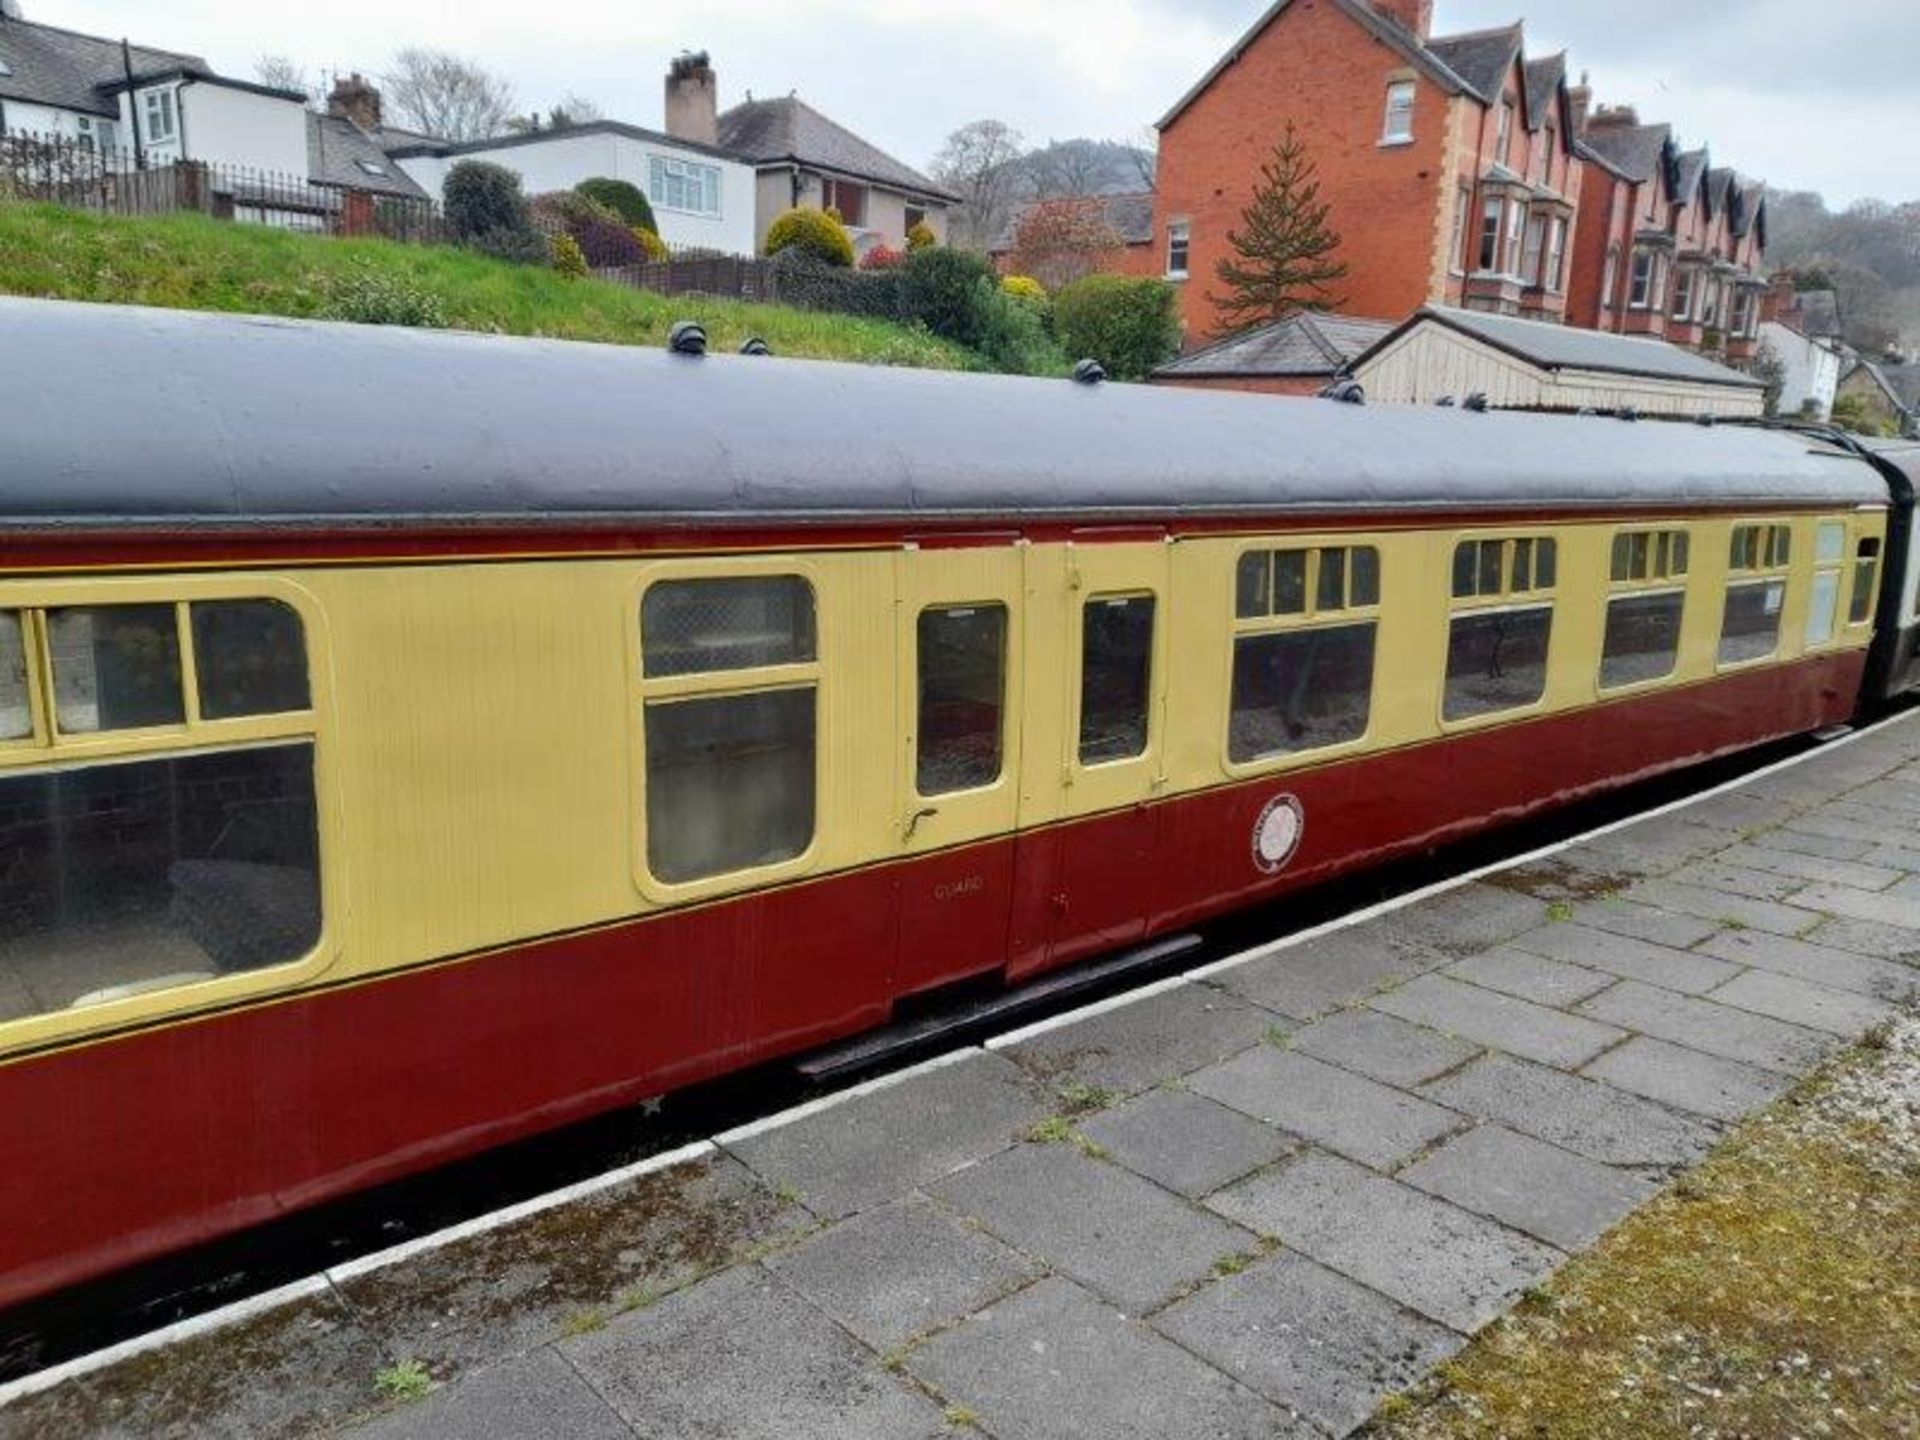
(443, 161, 540, 262)
(318, 265, 449, 328)
(764, 207, 855, 268)
(767, 249, 904, 320)
(531, 191, 646, 268)
(900, 245, 998, 347)
(1007, 198, 1122, 292)
(574, 176, 656, 234)
(550, 232, 588, 279)
(905, 221, 937, 252)
(1001, 274, 1047, 304)
(1052, 274, 1181, 381)
(633, 226, 670, 262)
(860, 244, 905, 271)
(973, 280, 1063, 375)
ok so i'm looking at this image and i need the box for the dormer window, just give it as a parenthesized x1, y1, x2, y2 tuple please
(1382, 81, 1415, 144)
(1495, 98, 1513, 166)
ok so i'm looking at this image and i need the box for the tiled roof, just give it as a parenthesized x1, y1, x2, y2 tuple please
(1153, 312, 1396, 378)
(1673, 147, 1709, 208)
(1853, 361, 1920, 412)
(307, 113, 429, 199)
(716, 96, 955, 202)
(1521, 52, 1565, 129)
(1578, 121, 1672, 184)
(990, 192, 1155, 252)
(0, 15, 204, 118)
(1427, 24, 1524, 105)
(1357, 305, 1764, 389)
(384, 119, 737, 164)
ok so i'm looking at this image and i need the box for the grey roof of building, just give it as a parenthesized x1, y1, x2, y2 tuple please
(0, 299, 1876, 531)
(1673, 147, 1709, 208)
(1730, 178, 1767, 240)
(1521, 52, 1565, 129)
(1358, 305, 1766, 390)
(1158, 0, 1481, 129)
(989, 192, 1155, 252)
(1796, 289, 1842, 339)
(0, 15, 205, 118)
(307, 113, 429, 199)
(1706, 166, 1734, 215)
(1428, 24, 1524, 105)
(383, 118, 738, 165)
(1876, 364, 1920, 411)
(715, 96, 956, 202)
(1152, 313, 1396, 378)
(1578, 121, 1672, 184)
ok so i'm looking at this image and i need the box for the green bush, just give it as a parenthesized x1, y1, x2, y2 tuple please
(900, 246, 998, 347)
(531, 190, 647, 268)
(634, 226, 670, 261)
(764, 206, 855, 267)
(317, 264, 450, 328)
(973, 280, 1063, 375)
(575, 177, 656, 234)
(767, 249, 904, 321)
(906, 221, 937, 252)
(1000, 274, 1046, 304)
(550, 232, 588, 279)
(1052, 274, 1180, 381)
(443, 160, 542, 264)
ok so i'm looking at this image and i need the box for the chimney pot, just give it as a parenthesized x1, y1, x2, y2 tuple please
(1371, 0, 1433, 39)
(328, 72, 382, 130)
(665, 50, 718, 147)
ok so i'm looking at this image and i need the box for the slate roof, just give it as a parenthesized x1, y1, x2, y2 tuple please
(0, 15, 204, 118)
(1427, 24, 1524, 105)
(383, 119, 736, 164)
(1577, 121, 1672, 184)
(989, 192, 1155, 252)
(0, 298, 1880, 529)
(307, 113, 429, 200)
(1356, 305, 1765, 390)
(715, 96, 955, 202)
(1521, 52, 1565, 130)
(1794, 289, 1842, 339)
(1730, 178, 1767, 241)
(1153, 313, 1396, 379)
(1673, 147, 1709, 208)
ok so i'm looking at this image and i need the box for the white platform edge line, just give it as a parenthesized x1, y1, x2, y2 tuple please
(9, 708, 1913, 1408)
(984, 974, 1192, 1049)
(0, 1275, 330, 1409)
(713, 1046, 976, 1148)
(323, 1137, 718, 1285)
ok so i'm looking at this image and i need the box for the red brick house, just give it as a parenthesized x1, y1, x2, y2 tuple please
(1152, 0, 1584, 344)
(987, 193, 1161, 283)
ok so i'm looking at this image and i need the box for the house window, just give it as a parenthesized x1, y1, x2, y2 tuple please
(1521, 213, 1546, 286)
(905, 205, 926, 233)
(1629, 249, 1655, 308)
(1730, 288, 1754, 337)
(1166, 220, 1190, 279)
(1451, 185, 1472, 272)
(639, 576, 818, 883)
(1230, 546, 1379, 763)
(1544, 216, 1567, 291)
(142, 88, 176, 144)
(1671, 267, 1695, 320)
(1536, 120, 1556, 186)
(1601, 247, 1619, 311)
(1078, 594, 1155, 765)
(822, 178, 867, 227)
(918, 605, 1008, 795)
(0, 597, 321, 1025)
(648, 156, 722, 217)
(1719, 524, 1792, 666)
(1382, 81, 1416, 144)
(1477, 197, 1502, 271)
(1445, 537, 1556, 721)
(1495, 99, 1514, 166)
(1503, 200, 1526, 277)
(1601, 529, 1690, 689)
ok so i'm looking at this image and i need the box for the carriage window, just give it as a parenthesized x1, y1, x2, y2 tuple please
(192, 601, 312, 718)
(639, 576, 819, 883)
(1720, 523, 1791, 666)
(1806, 522, 1846, 648)
(1850, 537, 1881, 625)
(0, 612, 29, 741)
(1229, 544, 1379, 763)
(1610, 528, 1689, 583)
(641, 576, 816, 678)
(1445, 607, 1552, 718)
(1452, 536, 1555, 599)
(1079, 595, 1154, 765)
(1601, 528, 1689, 690)
(918, 604, 1007, 795)
(48, 604, 184, 733)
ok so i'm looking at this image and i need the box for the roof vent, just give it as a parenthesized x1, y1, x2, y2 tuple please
(1318, 379, 1366, 405)
(1463, 392, 1489, 412)
(1072, 358, 1107, 385)
(740, 336, 771, 357)
(1435, 395, 1456, 407)
(668, 321, 707, 356)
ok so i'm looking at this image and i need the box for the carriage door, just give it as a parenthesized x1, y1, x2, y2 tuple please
(1008, 531, 1171, 984)
(892, 540, 1025, 998)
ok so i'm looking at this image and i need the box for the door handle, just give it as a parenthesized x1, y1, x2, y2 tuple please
(904, 806, 940, 840)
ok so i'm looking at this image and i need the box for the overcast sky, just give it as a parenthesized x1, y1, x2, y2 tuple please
(41, 0, 1920, 206)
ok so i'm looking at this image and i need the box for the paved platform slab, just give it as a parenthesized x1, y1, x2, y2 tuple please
(13, 711, 1920, 1440)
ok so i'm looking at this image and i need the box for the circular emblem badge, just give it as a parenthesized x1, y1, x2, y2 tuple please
(1251, 794, 1306, 874)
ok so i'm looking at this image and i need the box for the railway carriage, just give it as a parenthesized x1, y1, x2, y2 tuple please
(0, 298, 1907, 1311)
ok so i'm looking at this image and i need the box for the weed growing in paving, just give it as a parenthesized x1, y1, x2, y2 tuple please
(372, 1360, 431, 1403)
(944, 1404, 981, 1428)
(1544, 901, 1575, 923)
(1211, 1251, 1255, 1278)
(1053, 1079, 1117, 1114)
(1024, 1115, 1109, 1159)
(559, 1309, 606, 1337)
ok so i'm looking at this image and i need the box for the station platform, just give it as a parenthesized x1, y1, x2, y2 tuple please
(6, 714, 1920, 1439)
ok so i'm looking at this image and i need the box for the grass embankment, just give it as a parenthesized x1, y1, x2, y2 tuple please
(1368, 1017, 1920, 1439)
(0, 202, 973, 368)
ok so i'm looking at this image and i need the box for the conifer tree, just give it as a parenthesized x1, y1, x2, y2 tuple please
(1210, 123, 1349, 331)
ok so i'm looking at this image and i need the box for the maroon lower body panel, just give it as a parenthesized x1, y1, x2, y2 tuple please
(0, 652, 1862, 1310)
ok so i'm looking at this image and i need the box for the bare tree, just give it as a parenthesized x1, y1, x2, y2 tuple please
(1124, 126, 1158, 191)
(255, 55, 322, 107)
(930, 119, 1026, 251)
(1025, 141, 1106, 199)
(383, 48, 517, 142)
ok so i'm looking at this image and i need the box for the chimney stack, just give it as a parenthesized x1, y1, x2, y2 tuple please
(1586, 103, 1640, 131)
(328, 73, 382, 131)
(1371, 0, 1433, 39)
(664, 51, 717, 146)
(1568, 70, 1592, 135)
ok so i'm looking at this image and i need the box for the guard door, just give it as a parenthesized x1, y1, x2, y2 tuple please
(892, 541, 1024, 998)
(1008, 532, 1170, 983)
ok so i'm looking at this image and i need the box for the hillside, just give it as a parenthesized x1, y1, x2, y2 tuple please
(0, 204, 974, 368)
